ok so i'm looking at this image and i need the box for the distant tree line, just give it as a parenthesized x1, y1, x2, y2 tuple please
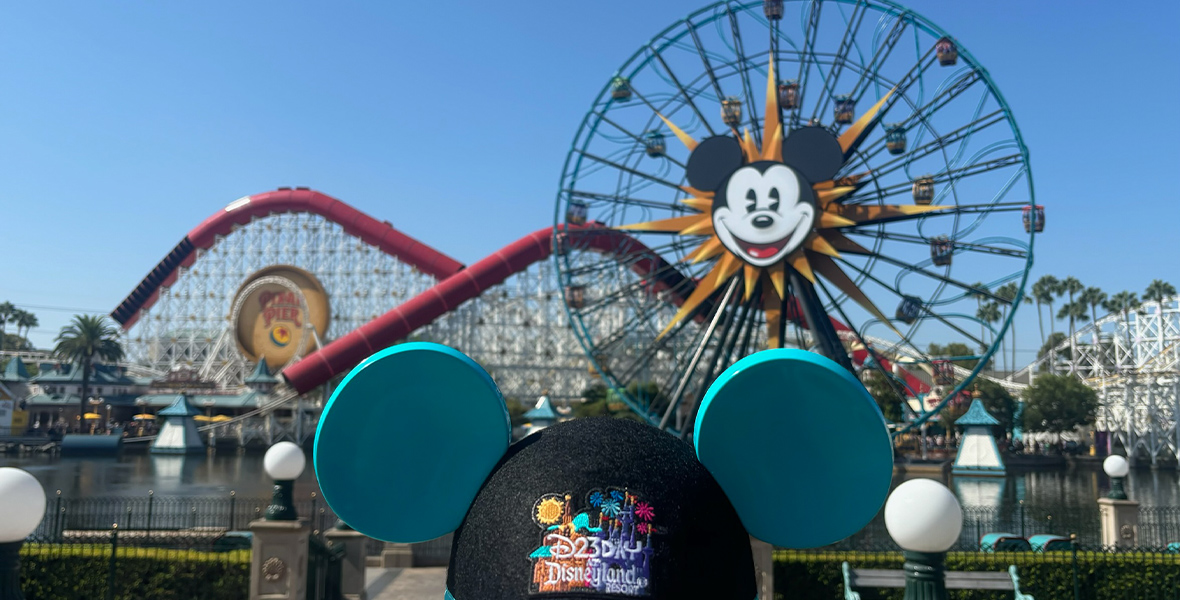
(0, 302, 39, 351)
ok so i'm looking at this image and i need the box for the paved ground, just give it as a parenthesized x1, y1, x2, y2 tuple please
(366, 567, 447, 600)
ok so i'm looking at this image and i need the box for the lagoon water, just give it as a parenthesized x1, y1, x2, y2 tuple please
(0, 451, 323, 501)
(5, 451, 1180, 510)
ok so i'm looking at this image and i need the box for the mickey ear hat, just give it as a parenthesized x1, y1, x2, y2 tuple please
(315, 343, 892, 599)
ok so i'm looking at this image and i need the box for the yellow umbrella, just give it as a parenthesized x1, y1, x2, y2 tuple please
(193, 415, 213, 422)
(211, 415, 233, 423)
(83, 412, 102, 420)
(132, 414, 155, 420)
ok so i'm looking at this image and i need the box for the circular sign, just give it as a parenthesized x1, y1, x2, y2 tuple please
(231, 266, 330, 371)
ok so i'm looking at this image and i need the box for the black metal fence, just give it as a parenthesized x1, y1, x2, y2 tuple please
(827, 503, 1177, 552)
(33, 491, 340, 540)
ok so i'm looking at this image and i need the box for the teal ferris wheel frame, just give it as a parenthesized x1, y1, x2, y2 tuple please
(553, 0, 1036, 437)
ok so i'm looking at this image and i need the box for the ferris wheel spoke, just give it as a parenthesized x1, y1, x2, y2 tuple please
(840, 201, 1026, 229)
(838, 251, 1007, 306)
(833, 257, 988, 349)
(724, 6, 763, 145)
(812, 275, 923, 394)
(686, 21, 729, 104)
(646, 44, 718, 137)
(577, 266, 698, 317)
(812, 0, 870, 123)
(845, 16, 913, 108)
(590, 111, 689, 170)
(792, 270, 853, 370)
(847, 230, 1026, 259)
(790, 1, 823, 129)
(659, 276, 741, 431)
(613, 312, 704, 388)
(679, 285, 763, 436)
(845, 70, 984, 165)
(841, 153, 1023, 206)
(567, 189, 689, 214)
(574, 150, 686, 191)
(855, 109, 1007, 180)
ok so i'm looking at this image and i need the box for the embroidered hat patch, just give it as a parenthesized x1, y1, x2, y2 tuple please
(528, 489, 655, 596)
(445, 417, 755, 600)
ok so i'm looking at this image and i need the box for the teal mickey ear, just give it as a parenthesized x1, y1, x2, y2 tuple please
(313, 342, 510, 543)
(693, 349, 893, 548)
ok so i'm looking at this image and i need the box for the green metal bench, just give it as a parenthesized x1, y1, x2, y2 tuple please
(841, 562, 1033, 599)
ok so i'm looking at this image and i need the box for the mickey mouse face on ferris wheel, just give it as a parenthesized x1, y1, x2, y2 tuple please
(686, 126, 845, 267)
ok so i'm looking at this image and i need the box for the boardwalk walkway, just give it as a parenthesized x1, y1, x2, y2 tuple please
(366, 567, 447, 600)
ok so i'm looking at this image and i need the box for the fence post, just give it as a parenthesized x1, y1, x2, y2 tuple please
(1070, 533, 1080, 600)
(146, 490, 154, 539)
(249, 517, 310, 600)
(125, 506, 132, 530)
(54, 490, 62, 539)
(106, 524, 119, 600)
(309, 493, 318, 533)
(229, 491, 237, 531)
(325, 523, 370, 600)
(1019, 500, 1026, 538)
(190, 506, 197, 530)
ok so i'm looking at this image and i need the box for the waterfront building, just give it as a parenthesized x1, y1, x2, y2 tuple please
(150, 394, 206, 454)
(23, 362, 150, 430)
(524, 394, 559, 436)
(952, 397, 1006, 476)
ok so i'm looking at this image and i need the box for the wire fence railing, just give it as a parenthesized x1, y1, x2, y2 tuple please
(32, 490, 340, 541)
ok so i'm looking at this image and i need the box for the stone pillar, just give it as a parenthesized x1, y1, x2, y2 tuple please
(750, 537, 774, 600)
(380, 542, 414, 568)
(324, 527, 369, 600)
(1098, 497, 1139, 548)
(250, 518, 310, 600)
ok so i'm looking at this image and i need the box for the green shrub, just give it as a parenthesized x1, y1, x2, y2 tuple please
(774, 550, 1180, 600)
(20, 545, 249, 600)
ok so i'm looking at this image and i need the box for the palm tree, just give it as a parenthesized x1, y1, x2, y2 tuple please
(995, 282, 1024, 374)
(53, 315, 125, 433)
(1056, 301, 1090, 372)
(970, 281, 989, 344)
(977, 301, 1002, 373)
(1144, 280, 1176, 355)
(1058, 277, 1084, 370)
(1032, 275, 1059, 344)
(0, 302, 14, 344)
(1080, 287, 1106, 329)
(1144, 279, 1176, 311)
(1104, 291, 1140, 370)
(16, 310, 37, 342)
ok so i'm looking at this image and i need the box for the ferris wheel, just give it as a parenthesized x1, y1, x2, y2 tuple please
(554, 0, 1037, 436)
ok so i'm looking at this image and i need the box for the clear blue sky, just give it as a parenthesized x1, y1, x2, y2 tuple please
(1, 0, 1177, 364)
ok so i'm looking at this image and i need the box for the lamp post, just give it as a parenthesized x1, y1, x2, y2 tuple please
(1104, 454, 1129, 500)
(88, 397, 101, 434)
(0, 468, 47, 600)
(264, 442, 306, 521)
(884, 479, 963, 600)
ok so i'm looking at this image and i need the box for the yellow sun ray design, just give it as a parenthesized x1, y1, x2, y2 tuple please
(616, 52, 951, 345)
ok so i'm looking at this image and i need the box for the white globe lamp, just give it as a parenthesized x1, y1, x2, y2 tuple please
(1103, 454, 1129, 500)
(264, 442, 306, 521)
(0, 468, 47, 600)
(884, 478, 963, 600)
